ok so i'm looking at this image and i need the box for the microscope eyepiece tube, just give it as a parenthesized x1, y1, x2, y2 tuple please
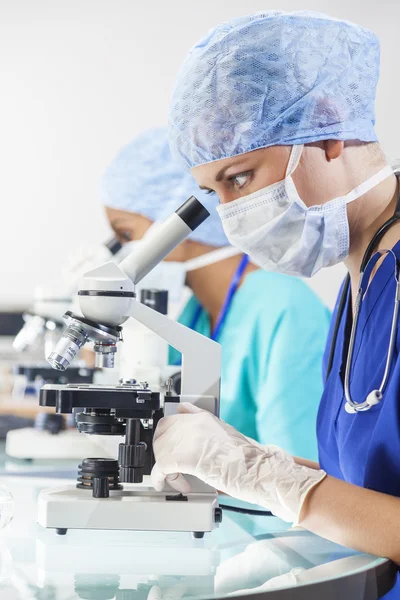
(175, 196, 210, 231)
(119, 196, 210, 285)
(105, 237, 122, 256)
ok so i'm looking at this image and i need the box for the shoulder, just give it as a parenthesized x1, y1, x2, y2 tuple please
(233, 271, 331, 348)
(242, 270, 330, 317)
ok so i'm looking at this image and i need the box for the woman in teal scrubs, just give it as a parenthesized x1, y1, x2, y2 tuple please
(102, 128, 331, 459)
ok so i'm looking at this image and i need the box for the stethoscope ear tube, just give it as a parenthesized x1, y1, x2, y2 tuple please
(325, 275, 350, 380)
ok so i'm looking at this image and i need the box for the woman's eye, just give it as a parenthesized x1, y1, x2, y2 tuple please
(230, 172, 251, 188)
(204, 189, 217, 196)
(119, 231, 133, 242)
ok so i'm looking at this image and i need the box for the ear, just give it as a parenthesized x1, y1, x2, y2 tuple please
(324, 140, 344, 161)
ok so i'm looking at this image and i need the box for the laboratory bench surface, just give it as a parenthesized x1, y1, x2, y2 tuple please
(0, 440, 78, 479)
(0, 473, 395, 600)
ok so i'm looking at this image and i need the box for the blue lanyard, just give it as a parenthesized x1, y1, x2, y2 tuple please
(189, 253, 250, 341)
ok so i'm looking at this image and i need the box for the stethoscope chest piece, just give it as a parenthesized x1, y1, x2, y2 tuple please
(344, 389, 383, 414)
(366, 389, 383, 407)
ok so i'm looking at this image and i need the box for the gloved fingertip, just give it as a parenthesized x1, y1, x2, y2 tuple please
(177, 402, 203, 414)
(151, 465, 166, 492)
(163, 582, 187, 600)
(166, 473, 192, 494)
(147, 585, 162, 600)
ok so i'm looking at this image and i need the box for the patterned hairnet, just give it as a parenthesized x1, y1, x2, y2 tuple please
(169, 11, 380, 169)
(101, 128, 228, 246)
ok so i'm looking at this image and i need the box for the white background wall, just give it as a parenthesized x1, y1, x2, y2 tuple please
(1, 0, 399, 310)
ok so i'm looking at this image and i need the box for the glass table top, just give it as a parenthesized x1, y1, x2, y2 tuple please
(0, 440, 78, 479)
(0, 475, 394, 600)
(0, 396, 394, 599)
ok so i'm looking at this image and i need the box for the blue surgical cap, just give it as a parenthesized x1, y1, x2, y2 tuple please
(169, 11, 380, 169)
(101, 128, 228, 247)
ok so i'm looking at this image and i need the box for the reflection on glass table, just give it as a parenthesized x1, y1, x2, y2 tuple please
(0, 476, 395, 600)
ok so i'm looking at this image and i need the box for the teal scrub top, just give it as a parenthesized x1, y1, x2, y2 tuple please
(169, 270, 331, 460)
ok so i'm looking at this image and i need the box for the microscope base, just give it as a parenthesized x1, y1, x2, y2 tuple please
(37, 485, 221, 536)
(6, 428, 118, 460)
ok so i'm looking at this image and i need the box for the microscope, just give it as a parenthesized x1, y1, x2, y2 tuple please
(4, 239, 126, 459)
(37, 197, 222, 537)
(12, 237, 123, 392)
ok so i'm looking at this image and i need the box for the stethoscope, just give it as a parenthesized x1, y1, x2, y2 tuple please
(326, 183, 400, 413)
(172, 254, 250, 366)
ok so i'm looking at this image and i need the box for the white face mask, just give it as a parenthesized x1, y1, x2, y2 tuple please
(217, 145, 393, 277)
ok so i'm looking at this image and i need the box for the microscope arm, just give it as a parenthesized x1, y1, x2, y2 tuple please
(127, 300, 221, 411)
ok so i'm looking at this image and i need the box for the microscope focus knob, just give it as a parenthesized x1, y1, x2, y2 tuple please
(77, 458, 123, 497)
(118, 442, 146, 483)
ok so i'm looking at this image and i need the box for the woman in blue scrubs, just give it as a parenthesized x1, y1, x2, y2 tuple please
(102, 128, 331, 459)
(151, 10, 400, 595)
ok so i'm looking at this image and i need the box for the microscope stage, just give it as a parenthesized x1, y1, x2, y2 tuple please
(37, 485, 221, 535)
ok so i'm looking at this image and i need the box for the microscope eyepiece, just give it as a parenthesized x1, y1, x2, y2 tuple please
(105, 236, 122, 256)
(175, 196, 210, 231)
(119, 196, 211, 285)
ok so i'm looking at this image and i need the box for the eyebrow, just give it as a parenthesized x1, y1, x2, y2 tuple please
(197, 156, 257, 191)
(215, 163, 237, 182)
(215, 160, 255, 182)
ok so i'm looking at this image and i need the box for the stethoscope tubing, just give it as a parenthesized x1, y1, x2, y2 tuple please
(327, 180, 400, 413)
(344, 250, 400, 412)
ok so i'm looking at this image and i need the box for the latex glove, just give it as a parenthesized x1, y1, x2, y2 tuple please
(247, 439, 294, 462)
(151, 403, 326, 524)
(147, 582, 187, 600)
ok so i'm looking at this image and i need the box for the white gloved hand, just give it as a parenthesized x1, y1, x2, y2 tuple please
(147, 582, 187, 600)
(151, 404, 326, 525)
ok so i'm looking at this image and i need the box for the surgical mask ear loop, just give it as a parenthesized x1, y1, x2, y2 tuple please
(184, 246, 242, 272)
(283, 145, 305, 205)
(285, 145, 304, 177)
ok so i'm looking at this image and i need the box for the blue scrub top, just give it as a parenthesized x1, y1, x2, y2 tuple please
(170, 270, 331, 460)
(318, 240, 400, 598)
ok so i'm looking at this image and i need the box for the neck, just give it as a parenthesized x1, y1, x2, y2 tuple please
(345, 174, 399, 292)
(186, 253, 258, 329)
